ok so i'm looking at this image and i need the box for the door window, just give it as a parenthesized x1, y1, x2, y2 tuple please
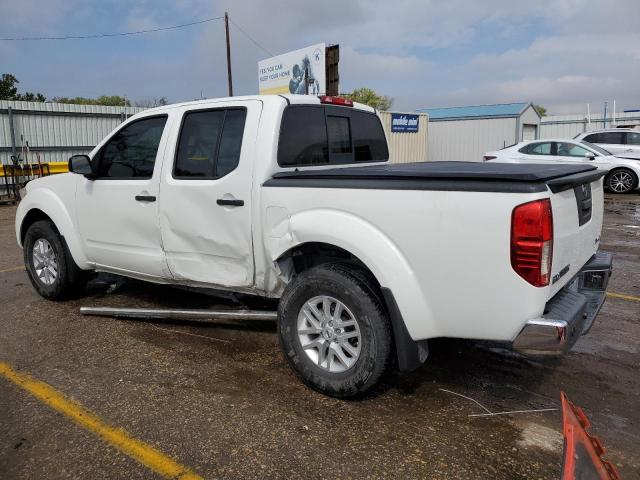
(584, 132, 624, 144)
(97, 116, 167, 179)
(174, 108, 247, 179)
(626, 132, 640, 145)
(557, 142, 591, 157)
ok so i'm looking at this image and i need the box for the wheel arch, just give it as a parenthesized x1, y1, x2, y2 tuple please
(271, 221, 430, 372)
(17, 190, 90, 268)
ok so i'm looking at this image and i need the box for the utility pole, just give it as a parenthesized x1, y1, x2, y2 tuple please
(225, 11, 233, 97)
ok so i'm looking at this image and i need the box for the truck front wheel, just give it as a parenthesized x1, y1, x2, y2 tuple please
(24, 220, 89, 300)
(277, 263, 392, 397)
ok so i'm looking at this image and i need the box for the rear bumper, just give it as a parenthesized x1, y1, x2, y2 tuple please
(513, 252, 613, 355)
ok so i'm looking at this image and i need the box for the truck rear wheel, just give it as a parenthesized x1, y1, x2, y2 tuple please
(24, 220, 89, 300)
(277, 263, 392, 397)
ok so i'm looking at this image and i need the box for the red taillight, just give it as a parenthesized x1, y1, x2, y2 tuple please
(511, 199, 553, 287)
(319, 95, 353, 107)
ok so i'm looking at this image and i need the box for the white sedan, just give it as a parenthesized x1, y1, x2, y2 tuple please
(484, 139, 640, 193)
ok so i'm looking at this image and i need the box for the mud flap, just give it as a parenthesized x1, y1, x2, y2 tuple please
(381, 287, 428, 372)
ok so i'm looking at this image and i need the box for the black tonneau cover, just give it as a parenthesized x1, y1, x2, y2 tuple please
(264, 161, 606, 193)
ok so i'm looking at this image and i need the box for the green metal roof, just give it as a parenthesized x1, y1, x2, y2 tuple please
(417, 102, 531, 120)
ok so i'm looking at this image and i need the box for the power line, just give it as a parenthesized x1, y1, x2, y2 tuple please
(229, 18, 275, 57)
(0, 16, 224, 41)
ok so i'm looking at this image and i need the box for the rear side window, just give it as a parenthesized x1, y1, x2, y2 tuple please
(97, 116, 167, 179)
(584, 132, 624, 144)
(278, 105, 388, 167)
(519, 142, 552, 155)
(174, 108, 247, 178)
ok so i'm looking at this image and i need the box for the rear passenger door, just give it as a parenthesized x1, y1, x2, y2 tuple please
(623, 132, 640, 157)
(158, 101, 261, 287)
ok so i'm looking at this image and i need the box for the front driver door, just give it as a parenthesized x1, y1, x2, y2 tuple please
(158, 100, 261, 287)
(76, 114, 171, 278)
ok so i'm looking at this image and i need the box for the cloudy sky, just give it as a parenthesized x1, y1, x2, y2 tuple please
(1, 0, 639, 114)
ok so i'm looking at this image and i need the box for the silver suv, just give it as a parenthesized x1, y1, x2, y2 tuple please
(574, 128, 640, 159)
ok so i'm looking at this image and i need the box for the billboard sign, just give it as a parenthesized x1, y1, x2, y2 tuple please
(391, 113, 420, 133)
(258, 43, 326, 95)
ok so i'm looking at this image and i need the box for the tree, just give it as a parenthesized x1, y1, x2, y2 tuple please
(344, 88, 393, 110)
(0, 73, 46, 102)
(134, 97, 169, 108)
(18, 92, 46, 102)
(52, 95, 131, 107)
(0, 74, 19, 100)
(533, 104, 547, 116)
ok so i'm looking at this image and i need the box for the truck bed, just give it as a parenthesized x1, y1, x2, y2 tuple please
(266, 161, 605, 193)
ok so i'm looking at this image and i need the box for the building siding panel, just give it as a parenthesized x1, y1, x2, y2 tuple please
(428, 117, 516, 162)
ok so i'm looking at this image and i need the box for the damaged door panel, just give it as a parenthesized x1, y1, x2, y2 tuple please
(158, 101, 262, 287)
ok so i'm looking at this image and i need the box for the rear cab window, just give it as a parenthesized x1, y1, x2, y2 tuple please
(278, 105, 388, 167)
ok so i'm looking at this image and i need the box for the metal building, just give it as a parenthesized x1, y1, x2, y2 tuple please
(539, 111, 640, 138)
(417, 102, 541, 162)
(378, 111, 429, 163)
(1, 100, 144, 167)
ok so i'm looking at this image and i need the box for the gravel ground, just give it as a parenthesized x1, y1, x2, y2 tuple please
(0, 193, 638, 479)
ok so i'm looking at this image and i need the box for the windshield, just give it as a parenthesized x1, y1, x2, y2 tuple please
(579, 140, 611, 156)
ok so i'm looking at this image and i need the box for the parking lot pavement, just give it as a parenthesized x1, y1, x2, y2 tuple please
(1, 194, 639, 480)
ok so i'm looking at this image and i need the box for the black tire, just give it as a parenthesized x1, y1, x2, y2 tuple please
(23, 220, 89, 300)
(605, 168, 638, 194)
(277, 262, 392, 398)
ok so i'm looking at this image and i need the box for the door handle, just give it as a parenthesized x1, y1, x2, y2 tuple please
(135, 195, 156, 202)
(216, 198, 244, 207)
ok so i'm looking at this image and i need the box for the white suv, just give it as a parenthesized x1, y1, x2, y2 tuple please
(574, 128, 640, 160)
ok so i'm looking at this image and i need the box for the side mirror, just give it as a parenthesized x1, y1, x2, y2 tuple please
(68, 154, 96, 179)
(585, 153, 596, 160)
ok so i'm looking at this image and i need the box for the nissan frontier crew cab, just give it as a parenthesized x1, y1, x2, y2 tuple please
(15, 95, 612, 397)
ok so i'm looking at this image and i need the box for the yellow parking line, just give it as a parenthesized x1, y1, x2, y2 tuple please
(0, 265, 25, 273)
(0, 362, 203, 480)
(607, 292, 640, 303)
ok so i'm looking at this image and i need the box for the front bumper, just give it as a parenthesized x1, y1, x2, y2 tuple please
(513, 252, 613, 355)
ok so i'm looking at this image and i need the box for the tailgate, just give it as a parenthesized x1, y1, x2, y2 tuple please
(547, 176, 604, 297)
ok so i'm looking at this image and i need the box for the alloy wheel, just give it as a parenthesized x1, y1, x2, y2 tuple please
(609, 171, 634, 193)
(297, 295, 361, 373)
(32, 238, 58, 286)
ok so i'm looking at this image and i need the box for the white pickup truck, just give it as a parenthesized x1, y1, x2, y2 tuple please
(15, 95, 612, 397)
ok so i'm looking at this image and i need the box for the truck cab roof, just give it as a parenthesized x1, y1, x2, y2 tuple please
(137, 94, 375, 116)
